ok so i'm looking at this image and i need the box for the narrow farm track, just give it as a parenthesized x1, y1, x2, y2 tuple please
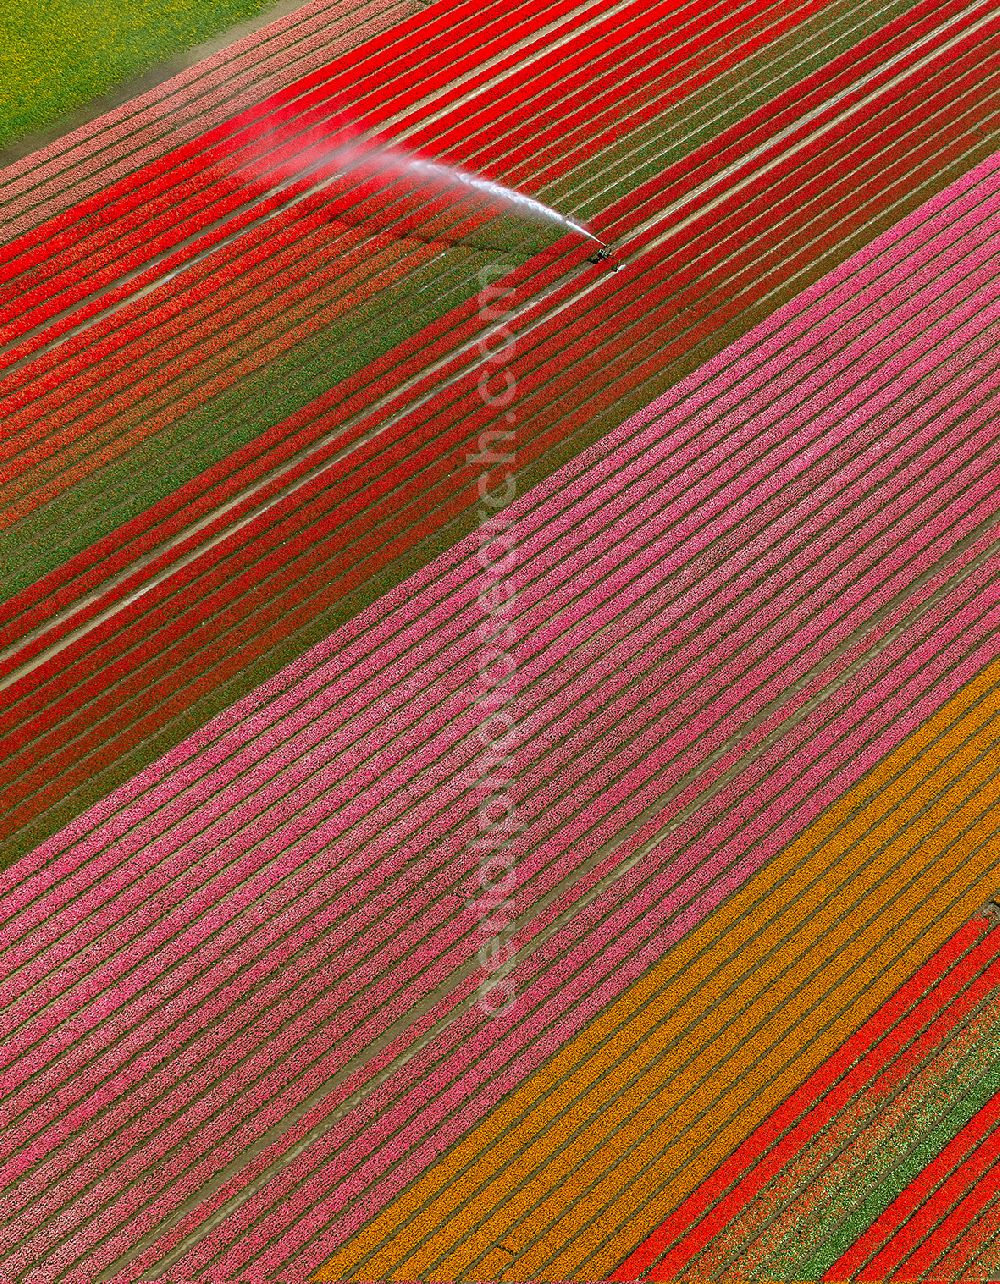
(6, 0, 1000, 1276)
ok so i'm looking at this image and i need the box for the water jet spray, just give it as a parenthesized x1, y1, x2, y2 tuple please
(242, 126, 602, 252)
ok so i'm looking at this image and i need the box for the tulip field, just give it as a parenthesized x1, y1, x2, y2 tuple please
(4, 0, 1000, 1278)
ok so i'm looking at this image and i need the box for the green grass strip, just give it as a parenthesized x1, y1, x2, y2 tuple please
(0, 0, 278, 150)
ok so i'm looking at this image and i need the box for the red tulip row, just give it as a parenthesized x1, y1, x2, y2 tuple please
(0, 184, 477, 500)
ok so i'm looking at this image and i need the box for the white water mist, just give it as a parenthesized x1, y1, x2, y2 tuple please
(239, 124, 602, 247)
(344, 148, 601, 243)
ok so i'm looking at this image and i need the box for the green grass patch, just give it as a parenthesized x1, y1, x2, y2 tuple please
(0, 0, 276, 149)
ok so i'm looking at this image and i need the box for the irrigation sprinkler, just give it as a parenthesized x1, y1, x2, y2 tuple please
(586, 243, 620, 270)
